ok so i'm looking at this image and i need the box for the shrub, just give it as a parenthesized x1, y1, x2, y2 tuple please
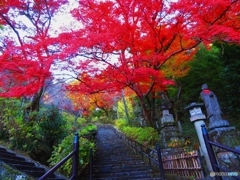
(115, 118, 128, 130)
(122, 126, 159, 146)
(62, 112, 87, 133)
(80, 124, 97, 135)
(7, 105, 68, 165)
(36, 106, 67, 146)
(48, 134, 95, 176)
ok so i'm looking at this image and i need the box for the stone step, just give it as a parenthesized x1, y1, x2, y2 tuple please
(80, 126, 160, 180)
(88, 175, 162, 180)
(93, 160, 144, 165)
(92, 170, 153, 178)
(0, 157, 35, 166)
(93, 167, 150, 175)
(13, 164, 45, 171)
(0, 153, 26, 161)
(0, 145, 67, 180)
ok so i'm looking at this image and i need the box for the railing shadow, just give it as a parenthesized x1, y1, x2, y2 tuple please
(38, 133, 79, 180)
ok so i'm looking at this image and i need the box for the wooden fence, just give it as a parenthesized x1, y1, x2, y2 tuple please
(161, 150, 204, 179)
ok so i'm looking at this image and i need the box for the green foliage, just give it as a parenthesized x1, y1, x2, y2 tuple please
(114, 118, 159, 146)
(80, 124, 97, 136)
(5, 105, 69, 165)
(8, 120, 39, 154)
(114, 118, 128, 130)
(91, 116, 100, 123)
(216, 43, 240, 118)
(48, 134, 95, 176)
(122, 126, 159, 146)
(36, 106, 67, 146)
(117, 98, 134, 120)
(62, 112, 88, 132)
(0, 98, 22, 139)
(178, 44, 223, 105)
(91, 109, 104, 118)
(171, 42, 240, 129)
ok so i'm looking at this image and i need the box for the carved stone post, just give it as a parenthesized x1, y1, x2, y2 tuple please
(185, 102, 212, 172)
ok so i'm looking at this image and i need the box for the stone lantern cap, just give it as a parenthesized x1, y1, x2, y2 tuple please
(185, 102, 206, 122)
(185, 102, 204, 111)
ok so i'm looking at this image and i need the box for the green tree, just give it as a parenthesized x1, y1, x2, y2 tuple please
(217, 43, 240, 120)
(171, 44, 224, 120)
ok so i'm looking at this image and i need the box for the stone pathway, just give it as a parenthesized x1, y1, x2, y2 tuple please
(80, 125, 161, 180)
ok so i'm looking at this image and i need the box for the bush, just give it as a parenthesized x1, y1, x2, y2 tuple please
(36, 106, 67, 146)
(80, 124, 97, 135)
(0, 98, 22, 140)
(62, 112, 87, 133)
(7, 105, 68, 165)
(115, 118, 128, 130)
(48, 134, 95, 176)
(122, 126, 159, 146)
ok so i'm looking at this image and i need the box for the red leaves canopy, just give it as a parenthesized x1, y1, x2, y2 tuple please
(65, 0, 240, 97)
(0, 0, 67, 97)
(0, 0, 240, 98)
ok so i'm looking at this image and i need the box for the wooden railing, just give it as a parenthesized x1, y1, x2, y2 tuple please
(161, 150, 204, 178)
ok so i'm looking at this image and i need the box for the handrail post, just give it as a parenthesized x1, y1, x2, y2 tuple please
(156, 144, 165, 180)
(89, 148, 93, 180)
(201, 125, 222, 180)
(72, 132, 79, 180)
(147, 149, 152, 170)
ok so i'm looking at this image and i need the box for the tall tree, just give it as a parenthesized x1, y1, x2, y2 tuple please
(1, 0, 240, 126)
(217, 43, 240, 118)
(0, 0, 67, 117)
(62, 0, 240, 127)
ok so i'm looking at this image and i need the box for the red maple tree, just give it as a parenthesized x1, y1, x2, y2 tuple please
(62, 0, 240, 126)
(0, 0, 67, 115)
(1, 0, 240, 126)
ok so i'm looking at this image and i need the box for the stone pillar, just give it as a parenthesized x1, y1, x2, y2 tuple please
(185, 102, 212, 172)
(159, 92, 182, 147)
(160, 109, 181, 147)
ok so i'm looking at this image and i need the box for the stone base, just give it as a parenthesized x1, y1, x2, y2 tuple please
(208, 119, 230, 130)
(209, 126, 239, 152)
(217, 151, 240, 171)
(209, 126, 235, 136)
(209, 126, 240, 172)
(160, 125, 182, 148)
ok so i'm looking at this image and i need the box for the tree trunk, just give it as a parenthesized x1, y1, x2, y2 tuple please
(122, 90, 130, 125)
(23, 87, 44, 121)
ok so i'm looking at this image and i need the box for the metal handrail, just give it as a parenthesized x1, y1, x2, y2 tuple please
(207, 140, 240, 155)
(201, 125, 240, 180)
(38, 133, 79, 180)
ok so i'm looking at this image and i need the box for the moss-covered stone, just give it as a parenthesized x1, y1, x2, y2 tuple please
(0, 161, 33, 180)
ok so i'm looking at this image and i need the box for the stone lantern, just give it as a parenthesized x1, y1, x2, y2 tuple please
(185, 102, 212, 171)
(159, 92, 181, 148)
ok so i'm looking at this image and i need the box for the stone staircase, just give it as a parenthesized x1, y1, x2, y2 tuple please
(80, 126, 162, 180)
(0, 145, 67, 180)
